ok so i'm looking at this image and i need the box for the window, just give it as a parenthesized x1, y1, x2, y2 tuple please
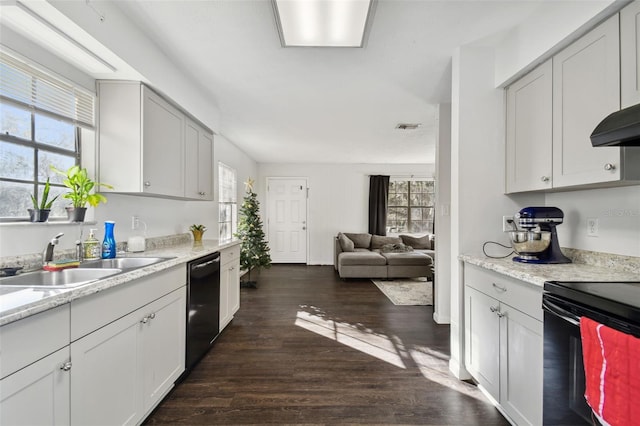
(0, 51, 94, 220)
(218, 162, 237, 242)
(387, 179, 435, 234)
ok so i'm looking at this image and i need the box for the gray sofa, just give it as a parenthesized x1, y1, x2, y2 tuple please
(334, 232, 434, 279)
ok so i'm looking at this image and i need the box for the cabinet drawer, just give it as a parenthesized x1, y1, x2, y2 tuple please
(0, 304, 70, 379)
(71, 266, 185, 341)
(220, 245, 240, 264)
(464, 264, 543, 321)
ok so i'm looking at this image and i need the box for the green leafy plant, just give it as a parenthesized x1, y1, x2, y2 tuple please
(30, 177, 59, 210)
(190, 224, 207, 232)
(50, 165, 114, 208)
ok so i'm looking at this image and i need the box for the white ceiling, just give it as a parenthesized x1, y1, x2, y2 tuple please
(110, 0, 546, 164)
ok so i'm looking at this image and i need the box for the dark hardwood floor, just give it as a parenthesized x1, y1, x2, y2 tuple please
(145, 264, 509, 425)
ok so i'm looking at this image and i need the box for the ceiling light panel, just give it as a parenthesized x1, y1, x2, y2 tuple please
(274, 0, 373, 47)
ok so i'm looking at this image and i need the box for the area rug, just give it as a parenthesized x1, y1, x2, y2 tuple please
(371, 277, 433, 306)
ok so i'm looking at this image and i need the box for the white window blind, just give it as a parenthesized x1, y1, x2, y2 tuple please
(219, 162, 237, 203)
(0, 51, 95, 128)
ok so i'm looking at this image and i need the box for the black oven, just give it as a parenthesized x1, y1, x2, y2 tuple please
(542, 281, 640, 425)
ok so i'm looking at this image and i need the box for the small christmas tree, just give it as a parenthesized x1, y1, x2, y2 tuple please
(235, 177, 271, 288)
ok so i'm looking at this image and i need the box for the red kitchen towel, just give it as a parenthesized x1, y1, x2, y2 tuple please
(580, 316, 640, 426)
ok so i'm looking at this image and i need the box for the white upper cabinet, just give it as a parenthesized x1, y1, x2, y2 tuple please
(505, 60, 553, 193)
(552, 15, 621, 188)
(98, 81, 214, 200)
(185, 118, 214, 200)
(621, 0, 640, 107)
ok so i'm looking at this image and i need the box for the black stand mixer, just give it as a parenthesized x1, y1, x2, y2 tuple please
(508, 207, 572, 264)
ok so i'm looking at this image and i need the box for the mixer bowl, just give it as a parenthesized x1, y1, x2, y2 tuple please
(508, 230, 551, 255)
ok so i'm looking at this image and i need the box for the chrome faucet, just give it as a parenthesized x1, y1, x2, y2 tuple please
(43, 233, 64, 264)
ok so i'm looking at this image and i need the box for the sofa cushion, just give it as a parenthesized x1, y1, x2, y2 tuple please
(381, 252, 433, 266)
(370, 235, 402, 249)
(400, 234, 434, 250)
(344, 233, 372, 249)
(380, 243, 414, 253)
(337, 233, 355, 252)
(338, 252, 387, 266)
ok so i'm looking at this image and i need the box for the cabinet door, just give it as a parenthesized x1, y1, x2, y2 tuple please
(184, 119, 200, 199)
(464, 286, 500, 398)
(505, 60, 553, 193)
(142, 87, 185, 198)
(198, 132, 213, 200)
(499, 305, 543, 426)
(141, 287, 186, 411)
(220, 261, 231, 332)
(0, 347, 70, 426)
(71, 310, 144, 426)
(621, 0, 640, 107)
(552, 15, 621, 187)
(228, 259, 240, 316)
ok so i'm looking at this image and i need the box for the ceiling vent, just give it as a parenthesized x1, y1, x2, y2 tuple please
(395, 123, 422, 130)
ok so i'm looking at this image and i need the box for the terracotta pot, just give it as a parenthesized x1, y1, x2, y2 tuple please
(66, 207, 87, 222)
(28, 209, 50, 222)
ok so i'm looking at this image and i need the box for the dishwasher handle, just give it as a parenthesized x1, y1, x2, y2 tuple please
(542, 297, 580, 326)
(192, 258, 220, 270)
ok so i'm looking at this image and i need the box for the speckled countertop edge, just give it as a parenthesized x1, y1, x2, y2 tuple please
(0, 238, 240, 326)
(460, 250, 640, 288)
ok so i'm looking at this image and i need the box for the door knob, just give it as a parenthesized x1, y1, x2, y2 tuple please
(604, 163, 616, 171)
(60, 362, 72, 371)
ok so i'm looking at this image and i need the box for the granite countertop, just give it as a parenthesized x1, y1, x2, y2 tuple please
(460, 252, 640, 288)
(0, 239, 240, 326)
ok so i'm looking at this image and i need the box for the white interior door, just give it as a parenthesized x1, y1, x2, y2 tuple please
(267, 177, 308, 263)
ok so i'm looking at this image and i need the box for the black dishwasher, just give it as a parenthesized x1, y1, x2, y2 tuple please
(185, 252, 221, 373)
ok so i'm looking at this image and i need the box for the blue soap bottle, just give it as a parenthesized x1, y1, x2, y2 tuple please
(102, 221, 116, 259)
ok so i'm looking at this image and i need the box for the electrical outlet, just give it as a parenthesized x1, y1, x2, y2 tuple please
(132, 215, 140, 230)
(502, 216, 515, 232)
(587, 217, 599, 237)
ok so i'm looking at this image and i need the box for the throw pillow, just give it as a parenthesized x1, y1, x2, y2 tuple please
(400, 234, 433, 249)
(370, 235, 403, 249)
(337, 233, 355, 252)
(380, 243, 414, 253)
(344, 233, 372, 249)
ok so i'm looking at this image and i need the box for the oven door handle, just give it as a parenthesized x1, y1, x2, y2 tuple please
(542, 298, 581, 326)
(191, 258, 220, 270)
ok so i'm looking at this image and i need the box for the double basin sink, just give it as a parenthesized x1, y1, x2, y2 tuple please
(0, 257, 173, 289)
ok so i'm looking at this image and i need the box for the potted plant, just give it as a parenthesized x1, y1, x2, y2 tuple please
(190, 224, 206, 242)
(50, 165, 113, 222)
(28, 177, 59, 222)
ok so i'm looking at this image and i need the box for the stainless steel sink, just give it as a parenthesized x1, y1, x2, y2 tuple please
(0, 268, 122, 288)
(80, 257, 172, 270)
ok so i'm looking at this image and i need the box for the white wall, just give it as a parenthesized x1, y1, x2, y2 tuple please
(547, 186, 640, 257)
(494, 0, 619, 86)
(257, 163, 435, 265)
(449, 45, 543, 379)
(434, 103, 451, 325)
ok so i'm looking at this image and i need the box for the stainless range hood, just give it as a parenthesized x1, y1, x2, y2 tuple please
(590, 103, 640, 147)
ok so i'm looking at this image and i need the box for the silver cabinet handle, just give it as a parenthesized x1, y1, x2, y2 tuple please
(144, 181, 151, 187)
(540, 176, 550, 182)
(302, 226, 307, 230)
(149, 313, 156, 319)
(604, 163, 616, 171)
(229, 266, 234, 271)
(496, 311, 506, 318)
(492, 283, 507, 292)
(60, 362, 72, 371)
(490, 306, 499, 313)
(140, 316, 149, 324)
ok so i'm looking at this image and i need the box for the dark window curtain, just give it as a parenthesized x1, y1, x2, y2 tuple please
(368, 175, 390, 236)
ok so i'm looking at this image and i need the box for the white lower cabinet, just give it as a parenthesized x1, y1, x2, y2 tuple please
(0, 347, 71, 426)
(220, 245, 241, 331)
(464, 264, 543, 426)
(70, 286, 186, 426)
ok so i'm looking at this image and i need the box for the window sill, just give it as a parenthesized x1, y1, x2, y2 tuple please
(0, 220, 97, 228)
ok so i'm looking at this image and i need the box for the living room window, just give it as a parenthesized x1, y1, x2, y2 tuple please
(387, 179, 434, 234)
(218, 162, 237, 242)
(0, 51, 93, 221)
